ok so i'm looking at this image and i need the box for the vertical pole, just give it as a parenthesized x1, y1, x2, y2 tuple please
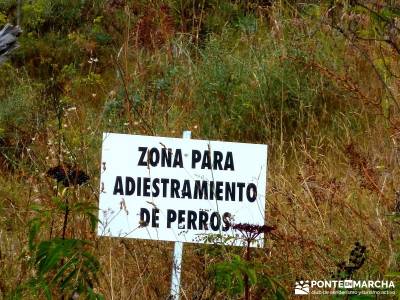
(17, 0, 21, 26)
(170, 130, 191, 300)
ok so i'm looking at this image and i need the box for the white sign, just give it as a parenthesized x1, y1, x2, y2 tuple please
(98, 133, 268, 247)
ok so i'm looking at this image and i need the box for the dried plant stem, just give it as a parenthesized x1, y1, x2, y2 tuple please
(244, 239, 251, 300)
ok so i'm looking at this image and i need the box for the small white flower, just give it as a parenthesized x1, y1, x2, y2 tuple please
(88, 57, 99, 64)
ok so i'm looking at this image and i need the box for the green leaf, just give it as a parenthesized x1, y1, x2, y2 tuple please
(87, 287, 105, 300)
(28, 218, 41, 250)
(380, 7, 400, 19)
(51, 255, 79, 285)
(210, 254, 260, 296)
(60, 268, 79, 290)
(246, 268, 257, 285)
(42, 283, 52, 300)
(36, 240, 65, 274)
(0, 12, 6, 24)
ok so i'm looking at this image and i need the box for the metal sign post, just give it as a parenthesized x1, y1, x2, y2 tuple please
(170, 130, 191, 300)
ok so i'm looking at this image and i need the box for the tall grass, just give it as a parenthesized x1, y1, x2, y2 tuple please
(0, 0, 399, 299)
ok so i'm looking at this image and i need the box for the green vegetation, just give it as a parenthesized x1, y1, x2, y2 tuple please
(1, 0, 400, 299)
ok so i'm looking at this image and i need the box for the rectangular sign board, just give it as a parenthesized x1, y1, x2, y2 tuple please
(98, 133, 268, 247)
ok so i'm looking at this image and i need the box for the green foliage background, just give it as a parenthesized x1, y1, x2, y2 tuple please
(1, 0, 400, 299)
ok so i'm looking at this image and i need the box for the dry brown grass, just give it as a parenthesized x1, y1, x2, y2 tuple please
(1, 1, 400, 299)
